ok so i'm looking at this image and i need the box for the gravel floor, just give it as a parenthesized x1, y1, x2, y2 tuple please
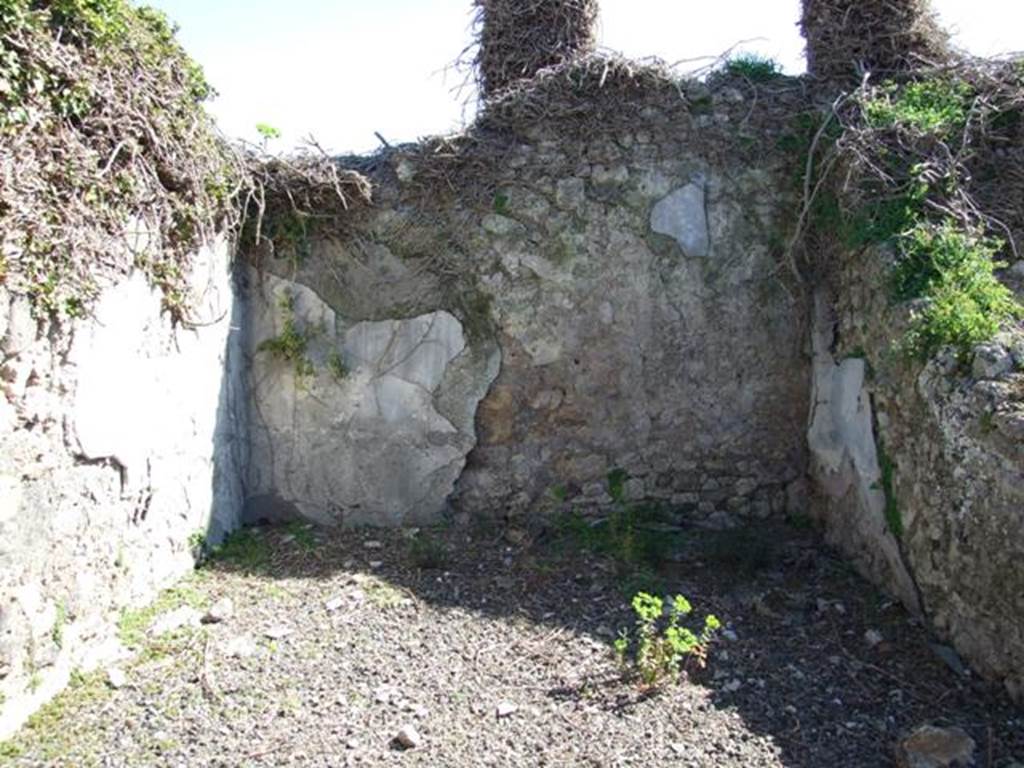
(2, 520, 1021, 767)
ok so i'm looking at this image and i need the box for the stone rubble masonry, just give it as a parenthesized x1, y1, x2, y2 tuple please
(812, 247, 1024, 704)
(3, 83, 1023, 737)
(250, 119, 810, 530)
(0, 236, 247, 739)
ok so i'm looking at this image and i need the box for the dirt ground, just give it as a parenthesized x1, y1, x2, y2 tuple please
(2, 518, 1021, 767)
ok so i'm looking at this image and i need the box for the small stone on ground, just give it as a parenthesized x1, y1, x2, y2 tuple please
(105, 668, 127, 690)
(394, 724, 422, 750)
(263, 623, 293, 640)
(147, 606, 200, 636)
(202, 597, 234, 624)
(897, 725, 977, 768)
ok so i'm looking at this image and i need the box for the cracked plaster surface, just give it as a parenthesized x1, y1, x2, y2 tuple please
(247, 272, 498, 526)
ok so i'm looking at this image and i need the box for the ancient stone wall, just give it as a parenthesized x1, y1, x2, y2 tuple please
(247, 81, 812, 530)
(809, 244, 1024, 702)
(3, 0, 1022, 743)
(0, 238, 248, 738)
(3, 57, 1022, 740)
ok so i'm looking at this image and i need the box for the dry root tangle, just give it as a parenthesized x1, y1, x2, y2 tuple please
(801, 0, 952, 83)
(471, 0, 599, 98)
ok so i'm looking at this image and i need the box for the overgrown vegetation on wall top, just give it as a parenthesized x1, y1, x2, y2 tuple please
(0, 0, 241, 320)
(469, 0, 599, 97)
(798, 59, 1024, 360)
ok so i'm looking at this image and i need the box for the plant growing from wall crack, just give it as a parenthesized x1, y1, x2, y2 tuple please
(327, 351, 348, 381)
(257, 291, 318, 381)
(724, 53, 783, 82)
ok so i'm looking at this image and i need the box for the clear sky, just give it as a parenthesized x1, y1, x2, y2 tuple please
(149, 0, 1023, 155)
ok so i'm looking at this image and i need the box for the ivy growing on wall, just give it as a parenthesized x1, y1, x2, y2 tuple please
(0, 0, 242, 320)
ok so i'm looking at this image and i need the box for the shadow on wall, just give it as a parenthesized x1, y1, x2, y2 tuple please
(203, 262, 252, 547)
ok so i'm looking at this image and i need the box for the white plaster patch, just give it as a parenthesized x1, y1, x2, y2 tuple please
(346, 312, 465, 393)
(249, 274, 497, 527)
(650, 182, 710, 257)
(71, 272, 164, 479)
(807, 292, 921, 615)
(0, 475, 21, 525)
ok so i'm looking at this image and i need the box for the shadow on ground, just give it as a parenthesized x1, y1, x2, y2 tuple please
(196, 514, 1023, 768)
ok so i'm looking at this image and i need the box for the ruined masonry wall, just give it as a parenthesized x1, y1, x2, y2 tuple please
(248, 109, 811, 529)
(0, 238, 248, 738)
(810, 246, 1024, 703)
(3, 83, 1023, 737)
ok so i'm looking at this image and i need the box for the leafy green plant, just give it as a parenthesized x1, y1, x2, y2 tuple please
(51, 601, 68, 649)
(283, 520, 316, 551)
(554, 503, 675, 574)
(893, 221, 1020, 359)
(117, 583, 207, 649)
(827, 77, 1021, 362)
(363, 578, 405, 609)
(864, 78, 972, 135)
(553, 468, 679, 586)
(606, 468, 628, 504)
(615, 592, 721, 687)
(254, 208, 313, 265)
(0, 668, 109, 761)
(255, 122, 281, 140)
(257, 292, 317, 380)
(808, 171, 929, 252)
(492, 191, 510, 216)
(408, 533, 448, 570)
(207, 527, 271, 571)
(0, 0, 236, 321)
(849, 185, 929, 248)
(808, 84, 1018, 363)
(187, 529, 206, 558)
(725, 53, 782, 82)
(979, 410, 995, 434)
(0, 740, 19, 759)
(548, 484, 568, 503)
(327, 350, 348, 381)
(875, 439, 902, 537)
